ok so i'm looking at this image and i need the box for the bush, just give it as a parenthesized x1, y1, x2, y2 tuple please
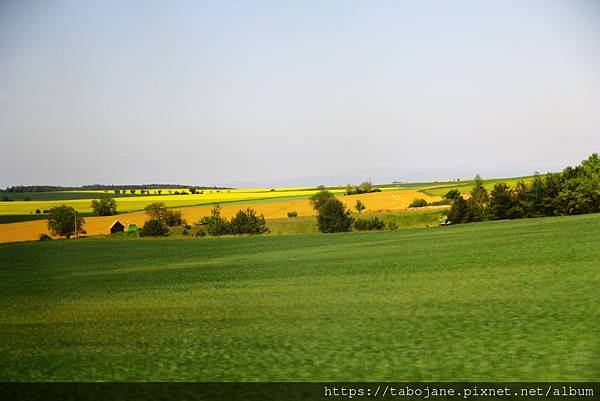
(409, 198, 428, 208)
(230, 208, 269, 235)
(195, 229, 207, 237)
(444, 189, 461, 200)
(35, 209, 41, 214)
(144, 202, 185, 226)
(201, 206, 231, 236)
(345, 181, 381, 195)
(91, 197, 117, 216)
(315, 197, 353, 233)
(164, 209, 184, 227)
(386, 220, 398, 230)
(354, 200, 366, 213)
(140, 219, 169, 237)
(38, 233, 52, 241)
(287, 211, 298, 218)
(353, 217, 385, 231)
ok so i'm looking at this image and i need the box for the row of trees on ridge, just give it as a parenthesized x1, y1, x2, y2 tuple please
(446, 153, 600, 224)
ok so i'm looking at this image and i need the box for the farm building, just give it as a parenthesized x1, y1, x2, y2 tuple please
(109, 221, 125, 234)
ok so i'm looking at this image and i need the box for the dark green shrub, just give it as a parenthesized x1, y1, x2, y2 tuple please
(164, 210, 184, 227)
(140, 219, 169, 237)
(287, 211, 298, 218)
(35, 209, 41, 214)
(444, 189, 461, 200)
(409, 198, 428, 208)
(202, 206, 231, 236)
(556, 176, 600, 215)
(144, 202, 184, 226)
(195, 229, 207, 237)
(353, 217, 385, 231)
(230, 208, 269, 235)
(345, 181, 381, 195)
(315, 198, 353, 233)
(38, 233, 52, 241)
(354, 200, 366, 213)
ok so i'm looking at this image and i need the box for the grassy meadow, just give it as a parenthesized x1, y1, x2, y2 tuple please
(267, 208, 445, 236)
(1, 213, 598, 381)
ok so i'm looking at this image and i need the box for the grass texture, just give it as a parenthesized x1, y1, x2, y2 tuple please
(1, 213, 599, 381)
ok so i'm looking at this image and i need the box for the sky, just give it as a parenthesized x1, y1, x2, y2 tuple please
(1, 0, 599, 188)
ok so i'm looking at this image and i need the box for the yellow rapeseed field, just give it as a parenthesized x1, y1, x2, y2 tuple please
(0, 189, 439, 243)
(0, 188, 352, 216)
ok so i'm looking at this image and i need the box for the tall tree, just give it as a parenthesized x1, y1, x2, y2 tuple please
(446, 195, 468, 224)
(316, 198, 353, 233)
(47, 205, 85, 238)
(470, 174, 489, 205)
(489, 183, 514, 220)
(309, 190, 335, 211)
(91, 197, 117, 216)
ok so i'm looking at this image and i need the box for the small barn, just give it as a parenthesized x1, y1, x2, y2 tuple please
(109, 220, 125, 234)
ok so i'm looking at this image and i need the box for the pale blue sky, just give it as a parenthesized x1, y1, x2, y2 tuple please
(1, 0, 599, 187)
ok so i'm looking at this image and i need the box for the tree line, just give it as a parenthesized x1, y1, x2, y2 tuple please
(2, 184, 230, 193)
(446, 153, 600, 224)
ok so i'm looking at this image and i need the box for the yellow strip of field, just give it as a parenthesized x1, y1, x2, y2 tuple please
(0, 188, 352, 215)
(0, 189, 440, 243)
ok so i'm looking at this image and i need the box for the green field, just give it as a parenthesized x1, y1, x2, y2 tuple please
(267, 209, 445, 236)
(1, 214, 599, 381)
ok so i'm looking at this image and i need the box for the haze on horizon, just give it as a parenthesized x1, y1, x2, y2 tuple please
(1, 0, 599, 188)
